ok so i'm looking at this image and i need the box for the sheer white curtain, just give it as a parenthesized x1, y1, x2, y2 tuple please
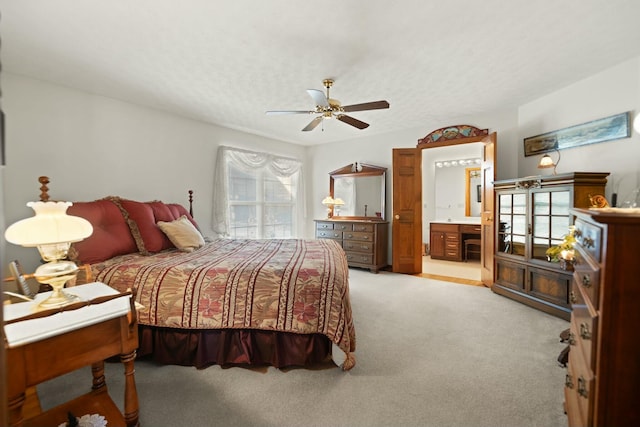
(212, 146, 305, 237)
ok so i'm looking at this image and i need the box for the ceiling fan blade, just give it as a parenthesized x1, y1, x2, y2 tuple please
(337, 114, 369, 129)
(266, 110, 314, 115)
(302, 116, 323, 131)
(341, 100, 390, 112)
(307, 89, 330, 108)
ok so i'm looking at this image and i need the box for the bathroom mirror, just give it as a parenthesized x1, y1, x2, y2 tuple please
(330, 163, 386, 220)
(465, 167, 482, 216)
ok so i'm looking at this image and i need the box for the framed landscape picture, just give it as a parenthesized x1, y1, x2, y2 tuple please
(524, 111, 631, 157)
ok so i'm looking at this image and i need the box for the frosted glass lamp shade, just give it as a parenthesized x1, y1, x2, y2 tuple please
(321, 196, 335, 206)
(4, 201, 93, 248)
(538, 154, 555, 168)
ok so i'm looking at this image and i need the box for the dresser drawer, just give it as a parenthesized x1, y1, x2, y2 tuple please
(445, 233, 459, 242)
(333, 222, 352, 231)
(573, 247, 601, 307)
(352, 223, 374, 232)
(570, 282, 598, 370)
(431, 223, 458, 233)
(565, 347, 594, 427)
(316, 221, 334, 230)
(343, 231, 374, 242)
(343, 240, 374, 253)
(345, 252, 373, 265)
(574, 218, 602, 263)
(460, 224, 481, 234)
(316, 230, 342, 239)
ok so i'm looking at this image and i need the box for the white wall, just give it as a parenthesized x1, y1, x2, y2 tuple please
(2, 74, 307, 271)
(3, 55, 639, 272)
(518, 57, 640, 202)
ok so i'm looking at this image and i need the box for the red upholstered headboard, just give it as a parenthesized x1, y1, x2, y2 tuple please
(68, 198, 200, 264)
(67, 199, 138, 264)
(36, 176, 199, 264)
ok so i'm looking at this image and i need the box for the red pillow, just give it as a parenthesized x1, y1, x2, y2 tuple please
(67, 199, 138, 264)
(118, 199, 173, 253)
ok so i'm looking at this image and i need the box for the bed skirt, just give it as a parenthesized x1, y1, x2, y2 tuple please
(136, 325, 333, 369)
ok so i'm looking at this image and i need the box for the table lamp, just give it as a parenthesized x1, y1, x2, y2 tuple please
(4, 201, 93, 309)
(321, 196, 335, 218)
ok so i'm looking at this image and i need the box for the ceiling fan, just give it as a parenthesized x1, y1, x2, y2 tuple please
(265, 79, 390, 132)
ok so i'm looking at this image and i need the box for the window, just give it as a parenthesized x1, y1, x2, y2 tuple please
(212, 146, 304, 239)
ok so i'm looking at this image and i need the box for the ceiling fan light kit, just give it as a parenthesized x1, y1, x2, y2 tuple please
(266, 79, 390, 132)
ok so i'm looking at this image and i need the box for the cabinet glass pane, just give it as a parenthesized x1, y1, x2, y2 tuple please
(533, 192, 550, 215)
(551, 216, 570, 239)
(551, 191, 570, 215)
(512, 236, 526, 256)
(532, 237, 549, 259)
(512, 215, 526, 235)
(533, 216, 550, 238)
(513, 194, 526, 214)
(499, 194, 512, 213)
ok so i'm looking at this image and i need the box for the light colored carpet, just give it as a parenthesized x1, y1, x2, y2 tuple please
(37, 269, 569, 427)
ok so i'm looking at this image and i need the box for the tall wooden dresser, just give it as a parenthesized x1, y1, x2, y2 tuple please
(315, 219, 388, 273)
(564, 208, 640, 426)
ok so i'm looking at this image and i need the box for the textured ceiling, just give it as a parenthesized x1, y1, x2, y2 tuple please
(2, 0, 640, 146)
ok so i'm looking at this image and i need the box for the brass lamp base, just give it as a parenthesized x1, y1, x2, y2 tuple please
(35, 260, 80, 310)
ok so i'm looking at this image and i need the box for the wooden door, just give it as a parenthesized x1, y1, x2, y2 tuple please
(480, 133, 496, 286)
(391, 148, 422, 273)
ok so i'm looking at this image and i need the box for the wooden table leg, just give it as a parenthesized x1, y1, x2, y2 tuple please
(121, 350, 140, 427)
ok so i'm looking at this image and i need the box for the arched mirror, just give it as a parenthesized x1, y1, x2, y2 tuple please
(329, 163, 386, 220)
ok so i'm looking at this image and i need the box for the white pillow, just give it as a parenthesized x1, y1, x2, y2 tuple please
(157, 215, 205, 252)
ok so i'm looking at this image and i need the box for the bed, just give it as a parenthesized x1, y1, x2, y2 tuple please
(64, 194, 356, 370)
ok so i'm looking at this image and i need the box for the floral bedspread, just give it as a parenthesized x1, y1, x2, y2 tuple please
(91, 238, 355, 365)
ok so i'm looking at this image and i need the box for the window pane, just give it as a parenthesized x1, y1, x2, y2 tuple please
(229, 166, 257, 202)
(512, 215, 527, 235)
(229, 205, 257, 238)
(263, 205, 293, 238)
(264, 174, 294, 203)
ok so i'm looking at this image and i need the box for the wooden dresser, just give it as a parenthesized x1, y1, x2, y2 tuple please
(315, 219, 388, 273)
(564, 208, 640, 426)
(429, 222, 481, 262)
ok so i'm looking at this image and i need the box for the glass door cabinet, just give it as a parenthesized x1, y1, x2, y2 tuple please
(493, 172, 609, 320)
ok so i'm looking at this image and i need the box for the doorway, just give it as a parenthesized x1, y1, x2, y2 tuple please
(391, 127, 496, 287)
(422, 143, 483, 283)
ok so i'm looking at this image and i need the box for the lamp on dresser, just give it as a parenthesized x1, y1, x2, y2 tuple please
(4, 201, 93, 309)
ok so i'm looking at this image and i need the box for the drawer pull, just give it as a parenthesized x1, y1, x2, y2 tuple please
(581, 274, 591, 287)
(577, 377, 589, 398)
(568, 332, 576, 346)
(583, 237, 594, 248)
(580, 323, 591, 340)
(363, 235, 369, 240)
(574, 228, 582, 238)
(570, 291, 577, 304)
(347, 234, 353, 238)
(565, 374, 574, 389)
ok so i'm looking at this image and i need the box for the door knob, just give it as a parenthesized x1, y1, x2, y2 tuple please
(394, 214, 400, 220)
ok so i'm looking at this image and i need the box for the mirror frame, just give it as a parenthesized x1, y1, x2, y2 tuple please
(464, 167, 481, 216)
(329, 163, 387, 221)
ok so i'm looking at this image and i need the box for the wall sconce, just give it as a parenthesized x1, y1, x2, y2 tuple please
(538, 149, 561, 175)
